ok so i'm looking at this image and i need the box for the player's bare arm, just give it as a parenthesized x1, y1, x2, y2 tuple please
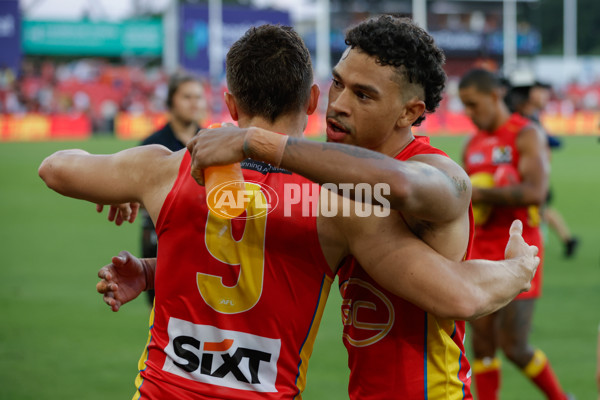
(335, 207, 539, 320)
(97, 213, 538, 320)
(471, 126, 549, 206)
(38, 145, 183, 223)
(186, 125, 471, 223)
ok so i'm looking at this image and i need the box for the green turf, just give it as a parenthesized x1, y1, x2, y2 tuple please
(1, 135, 598, 399)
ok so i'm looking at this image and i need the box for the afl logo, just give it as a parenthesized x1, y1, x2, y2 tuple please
(206, 180, 279, 220)
(339, 278, 395, 347)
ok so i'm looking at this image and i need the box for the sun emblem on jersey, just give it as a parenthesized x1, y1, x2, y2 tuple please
(339, 278, 395, 347)
(492, 146, 513, 164)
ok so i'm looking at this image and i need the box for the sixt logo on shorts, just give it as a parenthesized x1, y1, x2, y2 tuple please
(163, 318, 281, 392)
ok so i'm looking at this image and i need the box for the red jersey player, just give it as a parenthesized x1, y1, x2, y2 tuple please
(42, 24, 538, 400)
(459, 69, 570, 400)
(177, 17, 520, 399)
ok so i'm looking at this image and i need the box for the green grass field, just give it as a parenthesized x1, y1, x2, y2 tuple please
(1, 135, 598, 399)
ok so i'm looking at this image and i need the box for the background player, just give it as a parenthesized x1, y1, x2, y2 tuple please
(459, 68, 570, 400)
(506, 78, 579, 258)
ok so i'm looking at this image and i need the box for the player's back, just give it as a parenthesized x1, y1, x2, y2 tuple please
(134, 152, 334, 400)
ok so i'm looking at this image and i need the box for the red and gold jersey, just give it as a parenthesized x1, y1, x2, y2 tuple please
(133, 152, 334, 400)
(337, 136, 474, 399)
(463, 113, 543, 299)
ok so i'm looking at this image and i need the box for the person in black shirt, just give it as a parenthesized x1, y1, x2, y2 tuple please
(140, 73, 207, 305)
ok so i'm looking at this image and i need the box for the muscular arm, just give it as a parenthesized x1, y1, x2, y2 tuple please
(337, 211, 538, 321)
(38, 145, 181, 221)
(279, 137, 471, 222)
(472, 127, 549, 206)
(186, 125, 471, 223)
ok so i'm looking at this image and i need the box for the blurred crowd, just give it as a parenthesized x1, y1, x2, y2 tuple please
(0, 59, 178, 131)
(1, 58, 600, 133)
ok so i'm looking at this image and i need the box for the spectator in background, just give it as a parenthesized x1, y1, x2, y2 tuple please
(506, 77, 579, 258)
(139, 73, 207, 306)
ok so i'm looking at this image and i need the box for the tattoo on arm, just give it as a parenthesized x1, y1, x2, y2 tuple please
(441, 169, 468, 198)
(452, 176, 469, 195)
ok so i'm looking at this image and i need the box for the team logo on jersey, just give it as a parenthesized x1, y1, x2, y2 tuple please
(163, 318, 281, 392)
(339, 278, 395, 347)
(491, 146, 513, 164)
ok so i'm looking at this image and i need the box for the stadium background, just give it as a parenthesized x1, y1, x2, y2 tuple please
(0, 0, 599, 398)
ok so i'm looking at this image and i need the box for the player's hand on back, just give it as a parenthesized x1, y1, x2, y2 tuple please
(96, 203, 140, 226)
(96, 251, 148, 312)
(504, 219, 540, 292)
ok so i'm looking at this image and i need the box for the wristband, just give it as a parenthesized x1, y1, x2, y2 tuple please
(243, 127, 289, 167)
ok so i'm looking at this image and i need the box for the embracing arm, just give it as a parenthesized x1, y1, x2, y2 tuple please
(187, 125, 470, 222)
(344, 216, 539, 321)
(472, 126, 549, 206)
(38, 145, 178, 219)
(278, 137, 470, 222)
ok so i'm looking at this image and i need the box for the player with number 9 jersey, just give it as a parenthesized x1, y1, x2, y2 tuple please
(133, 152, 334, 399)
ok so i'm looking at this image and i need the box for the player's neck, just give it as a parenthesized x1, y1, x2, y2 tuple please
(170, 118, 198, 144)
(237, 113, 306, 138)
(489, 105, 512, 133)
(370, 128, 415, 158)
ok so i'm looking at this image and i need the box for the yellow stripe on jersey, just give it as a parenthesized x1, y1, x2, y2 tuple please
(426, 314, 466, 400)
(132, 302, 156, 400)
(293, 275, 333, 400)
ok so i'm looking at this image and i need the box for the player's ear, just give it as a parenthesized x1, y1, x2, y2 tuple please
(224, 92, 239, 121)
(306, 84, 320, 115)
(396, 97, 425, 128)
(491, 87, 503, 104)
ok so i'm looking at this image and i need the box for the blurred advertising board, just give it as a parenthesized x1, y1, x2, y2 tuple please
(0, 114, 91, 141)
(0, 0, 21, 73)
(114, 111, 322, 140)
(22, 20, 163, 57)
(1, 112, 596, 142)
(179, 4, 290, 74)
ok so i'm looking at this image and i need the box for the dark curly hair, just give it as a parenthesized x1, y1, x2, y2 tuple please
(345, 15, 446, 126)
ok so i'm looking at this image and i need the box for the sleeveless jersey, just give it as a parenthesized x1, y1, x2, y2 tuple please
(463, 113, 543, 299)
(133, 152, 334, 399)
(337, 136, 474, 400)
